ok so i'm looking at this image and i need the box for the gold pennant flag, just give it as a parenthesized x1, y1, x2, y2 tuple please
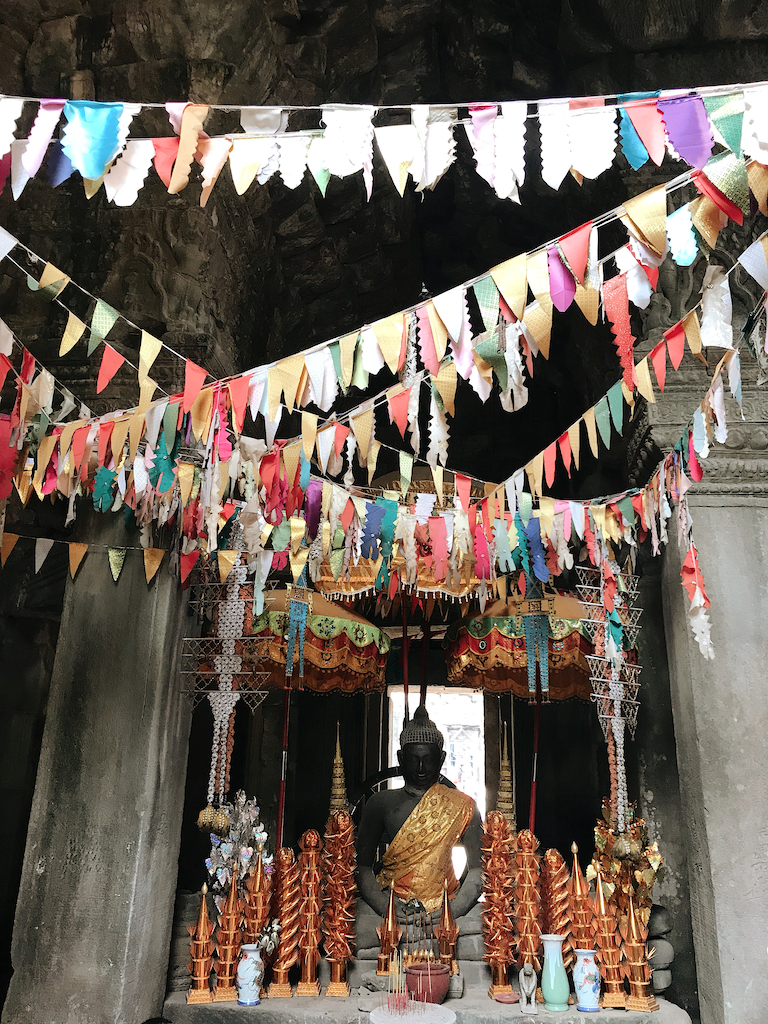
(590, 504, 607, 538)
(177, 462, 195, 507)
(289, 547, 309, 582)
(144, 548, 164, 583)
(38, 263, 70, 297)
(108, 547, 127, 582)
(83, 175, 104, 199)
(683, 309, 703, 356)
(169, 104, 210, 194)
(431, 464, 444, 505)
(522, 302, 552, 359)
(339, 332, 357, 388)
(433, 359, 457, 416)
(270, 353, 305, 415)
(574, 284, 599, 325)
(138, 378, 157, 415)
(525, 452, 544, 496)
(526, 250, 553, 311)
(282, 443, 301, 488)
(59, 312, 86, 356)
(58, 419, 83, 464)
(290, 516, 306, 554)
(490, 253, 527, 320)
(635, 357, 656, 403)
(689, 194, 725, 249)
(301, 411, 318, 461)
(217, 549, 239, 582)
(351, 407, 374, 461)
(621, 380, 636, 415)
(109, 417, 130, 466)
(138, 331, 163, 385)
(0, 533, 19, 567)
(622, 184, 667, 256)
(583, 407, 598, 458)
(538, 497, 555, 538)
(128, 412, 145, 463)
(372, 313, 405, 373)
(68, 542, 88, 579)
(425, 301, 449, 361)
(190, 386, 214, 442)
(567, 422, 581, 470)
(367, 439, 381, 484)
(32, 435, 58, 494)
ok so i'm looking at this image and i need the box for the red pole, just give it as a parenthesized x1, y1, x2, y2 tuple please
(419, 617, 430, 706)
(402, 595, 409, 710)
(528, 674, 541, 835)
(276, 686, 291, 849)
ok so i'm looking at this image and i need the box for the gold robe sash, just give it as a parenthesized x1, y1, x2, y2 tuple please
(377, 783, 474, 913)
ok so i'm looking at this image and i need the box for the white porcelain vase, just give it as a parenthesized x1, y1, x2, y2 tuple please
(572, 948, 601, 1012)
(237, 944, 264, 1006)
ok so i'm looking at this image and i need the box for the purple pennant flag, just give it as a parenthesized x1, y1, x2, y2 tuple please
(46, 141, 75, 187)
(657, 95, 713, 170)
(547, 245, 576, 313)
(304, 479, 323, 541)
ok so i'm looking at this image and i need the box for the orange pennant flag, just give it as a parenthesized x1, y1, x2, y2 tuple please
(68, 542, 88, 578)
(96, 345, 125, 393)
(228, 374, 251, 434)
(183, 360, 208, 413)
(388, 386, 411, 438)
(0, 533, 19, 567)
(144, 548, 165, 583)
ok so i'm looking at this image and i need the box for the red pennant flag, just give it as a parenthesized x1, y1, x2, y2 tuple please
(183, 360, 208, 413)
(624, 99, 667, 166)
(681, 543, 710, 607)
(688, 430, 703, 482)
(543, 441, 558, 488)
(455, 473, 472, 512)
(518, 571, 526, 596)
(71, 424, 90, 473)
(499, 293, 516, 322)
(97, 420, 115, 468)
(227, 374, 251, 433)
(96, 345, 125, 393)
(558, 221, 592, 285)
(180, 549, 200, 586)
(664, 322, 685, 371)
(388, 568, 399, 600)
(692, 169, 743, 225)
(388, 387, 411, 438)
(220, 500, 237, 522)
(558, 431, 572, 477)
(340, 498, 355, 534)
(650, 341, 667, 392)
(334, 423, 350, 458)
(152, 138, 180, 188)
(642, 263, 659, 289)
(0, 353, 13, 393)
(21, 348, 35, 383)
(481, 497, 492, 540)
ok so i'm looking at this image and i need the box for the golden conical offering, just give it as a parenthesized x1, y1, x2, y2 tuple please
(328, 723, 348, 820)
(435, 877, 460, 973)
(496, 729, 516, 833)
(624, 894, 659, 1011)
(323, 810, 356, 997)
(213, 866, 242, 1002)
(377, 886, 403, 975)
(186, 883, 214, 1003)
(297, 829, 324, 996)
(592, 867, 625, 1008)
(268, 847, 301, 998)
(568, 842, 593, 951)
(243, 843, 272, 945)
(514, 828, 541, 973)
(541, 848, 574, 971)
(482, 811, 515, 998)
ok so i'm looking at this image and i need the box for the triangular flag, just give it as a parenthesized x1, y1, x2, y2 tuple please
(543, 442, 558, 488)
(431, 464, 444, 505)
(138, 330, 162, 384)
(0, 532, 18, 567)
(367, 439, 381, 484)
(635, 356, 656, 403)
(38, 262, 70, 297)
(68, 542, 88, 578)
(339, 332, 357, 388)
(59, 312, 86, 356)
(35, 537, 54, 574)
(665, 322, 686, 371)
(594, 396, 612, 449)
(425, 301, 449, 361)
(622, 184, 667, 256)
(490, 253, 527, 320)
(583, 407, 599, 458)
(432, 360, 457, 416)
(388, 386, 411, 438)
(606, 381, 624, 434)
(183, 360, 208, 413)
(143, 548, 164, 583)
(334, 423, 350, 458)
(177, 462, 195, 507)
(228, 374, 251, 434)
(351, 407, 374, 461)
(218, 549, 239, 582)
(371, 313, 405, 373)
(91, 298, 119, 339)
(301, 411, 318, 461)
(399, 452, 413, 495)
(108, 547, 127, 582)
(96, 345, 125, 393)
(683, 309, 703, 357)
(455, 473, 472, 512)
(558, 221, 592, 285)
(567, 422, 581, 470)
(650, 341, 667, 391)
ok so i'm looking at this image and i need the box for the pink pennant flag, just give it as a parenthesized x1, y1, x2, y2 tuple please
(650, 341, 667, 392)
(388, 387, 411, 438)
(415, 306, 440, 375)
(624, 99, 667, 166)
(97, 421, 114, 468)
(664, 322, 685, 371)
(499, 293, 516, 322)
(152, 138, 180, 188)
(228, 374, 251, 433)
(547, 245, 576, 312)
(183, 359, 208, 413)
(557, 431, 572, 477)
(334, 423, 350, 458)
(96, 345, 125, 393)
(543, 441, 558, 488)
(455, 473, 472, 512)
(688, 430, 704, 482)
(558, 221, 592, 285)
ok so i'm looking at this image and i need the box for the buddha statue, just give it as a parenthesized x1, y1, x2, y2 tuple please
(355, 704, 483, 954)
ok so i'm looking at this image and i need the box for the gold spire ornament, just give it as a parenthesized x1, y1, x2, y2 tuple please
(514, 828, 542, 973)
(328, 723, 348, 820)
(296, 829, 324, 996)
(268, 847, 301, 998)
(186, 883, 214, 1003)
(323, 809, 356, 997)
(377, 887, 403, 975)
(242, 844, 272, 944)
(213, 865, 242, 1002)
(496, 729, 516, 833)
(482, 810, 515, 998)
(568, 843, 593, 952)
(434, 878, 460, 974)
(592, 867, 625, 1008)
(541, 848, 574, 971)
(623, 894, 660, 1011)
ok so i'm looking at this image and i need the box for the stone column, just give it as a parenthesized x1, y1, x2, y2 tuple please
(2, 512, 192, 1024)
(640, 259, 768, 1024)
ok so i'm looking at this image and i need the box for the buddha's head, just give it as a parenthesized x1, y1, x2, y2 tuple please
(397, 704, 446, 794)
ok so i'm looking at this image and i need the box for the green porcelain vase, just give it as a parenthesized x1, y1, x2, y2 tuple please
(540, 933, 570, 1011)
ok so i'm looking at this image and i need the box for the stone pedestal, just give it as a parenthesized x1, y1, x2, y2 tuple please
(1, 512, 192, 1024)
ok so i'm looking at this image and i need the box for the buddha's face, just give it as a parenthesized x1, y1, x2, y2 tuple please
(398, 742, 446, 793)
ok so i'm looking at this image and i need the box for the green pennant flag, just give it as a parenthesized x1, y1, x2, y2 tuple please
(27, 275, 63, 301)
(704, 93, 744, 157)
(616, 494, 636, 528)
(399, 451, 413, 495)
(350, 340, 369, 391)
(594, 396, 612, 450)
(473, 275, 500, 333)
(163, 400, 181, 448)
(329, 341, 346, 394)
(474, 333, 508, 391)
(606, 380, 624, 435)
(91, 298, 120, 339)
(87, 331, 104, 357)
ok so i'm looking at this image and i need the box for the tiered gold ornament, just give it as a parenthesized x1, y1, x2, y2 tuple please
(482, 810, 516, 998)
(268, 847, 301, 998)
(213, 865, 242, 1002)
(186, 884, 214, 1003)
(592, 867, 625, 1008)
(592, 803, 663, 934)
(323, 809, 356, 997)
(434, 879, 459, 974)
(541, 848, 574, 971)
(377, 887, 403, 975)
(568, 843, 593, 952)
(328, 724, 348, 820)
(242, 844, 272, 946)
(297, 829, 324, 996)
(496, 730, 516, 833)
(623, 894, 659, 1011)
(514, 829, 542, 973)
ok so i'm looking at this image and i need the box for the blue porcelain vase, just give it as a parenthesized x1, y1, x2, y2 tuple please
(540, 934, 570, 1011)
(572, 948, 601, 1012)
